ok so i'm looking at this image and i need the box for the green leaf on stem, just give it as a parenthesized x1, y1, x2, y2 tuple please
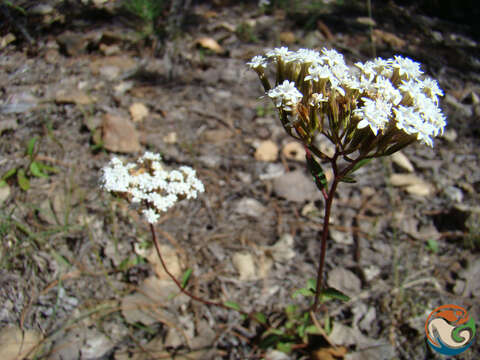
(181, 268, 193, 288)
(348, 158, 372, 174)
(277, 342, 293, 354)
(253, 312, 267, 325)
(224, 301, 241, 311)
(17, 169, 30, 191)
(292, 287, 315, 298)
(307, 278, 316, 291)
(339, 175, 356, 183)
(30, 161, 49, 178)
(319, 287, 350, 302)
(2, 167, 17, 180)
(306, 151, 327, 191)
(26, 137, 38, 158)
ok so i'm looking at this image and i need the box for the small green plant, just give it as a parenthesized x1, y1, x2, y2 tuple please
(123, 0, 167, 36)
(0, 136, 58, 191)
(259, 279, 348, 353)
(236, 22, 258, 43)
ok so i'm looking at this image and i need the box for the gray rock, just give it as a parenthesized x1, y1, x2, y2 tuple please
(234, 198, 266, 218)
(272, 170, 322, 203)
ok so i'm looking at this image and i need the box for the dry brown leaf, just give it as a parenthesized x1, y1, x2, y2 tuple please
(232, 252, 257, 281)
(55, 89, 93, 105)
(373, 29, 406, 48)
(102, 114, 141, 153)
(279, 31, 296, 44)
(313, 346, 348, 360)
(0, 33, 16, 50)
(255, 140, 278, 162)
(163, 132, 177, 144)
(195, 37, 225, 54)
(390, 174, 433, 196)
(146, 244, 182, 280)
(129, 102, 149, 123)
(391, 151, 414, 172)
(0, 326, 42, 360)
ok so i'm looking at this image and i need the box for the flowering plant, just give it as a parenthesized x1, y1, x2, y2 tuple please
(248, 47, 446, 311)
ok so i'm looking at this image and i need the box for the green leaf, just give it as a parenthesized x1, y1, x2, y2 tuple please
(426, 238, 439, 253)
(181, 268, 193, 288)
(2, 167, 17, 180)
(306, 151, 327, 191)
(277, 342, 293, 354)
(305, 324, 320, 335)
(26, 137, 38, 157)
(320, 287, 350, 302)
(307, 278, 317, 291)
(253, 312, 267, 325)
(339, 175, 356, 183)
(0, 180, 7, 187)
(17, 169, 30, 191)
(348, 158, 372, 174)
(37, 162, 59, 174)
(30, 161, 48, 178)
(292, 287, 315, 299)
(285, 304, 297, 317)
(224, 301, 241, 311)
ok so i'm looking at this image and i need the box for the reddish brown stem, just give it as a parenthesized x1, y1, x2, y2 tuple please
(311, 176, 338, 313)
(150, 223, 238, 313)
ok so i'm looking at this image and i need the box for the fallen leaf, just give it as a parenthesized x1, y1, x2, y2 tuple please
(163, 132, 177, 144)
(255, 140, 278, 162)
(102, 114, 141, 153)
(282, 141, 306, 162)
(234, 198, 266, 218)
(146, 244, 182, 280)
(129, 102, 149, 123)
(232, 252, 257, 281)
(267, 234, 296, 262)
(121, 276, 189, 325)
(55, 89, 93, 105)
(0, 326, 42, 360)
(391, 151, 414, 172)
(279, 31, 295, 44)
(313, 346, 348, 360)
(389, 174, 433, 196)
(195, 37, 225, 54)
(0, 33, 16, 50)
(327, 267, 361, 297)
(373, 29, 406, 48)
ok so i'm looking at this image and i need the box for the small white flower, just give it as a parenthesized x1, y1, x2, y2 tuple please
(101, 152, 205, 223)
(399, 79, 424, 98)
(309, 93, 328, 106)
(267, 80, 303, 111)
(305, 64, 332, 82)
(421, 77, 443, 102)
(140, 152, 162, 162)
(354, 97, 392, 135)
(247, 55, 268, 70)
(143, 208, 160, 224)
(320, 48, 345, 66)
(266, 47, 292, 61)
(392, 55, 423, 79)
(355, 61, 377, 81)
(294, 48, 322, 64)
(374, 76, 402, 105)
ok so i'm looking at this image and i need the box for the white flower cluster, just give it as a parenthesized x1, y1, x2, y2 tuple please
(101, 152, 205, 224)
(248, 47, 446, 147)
